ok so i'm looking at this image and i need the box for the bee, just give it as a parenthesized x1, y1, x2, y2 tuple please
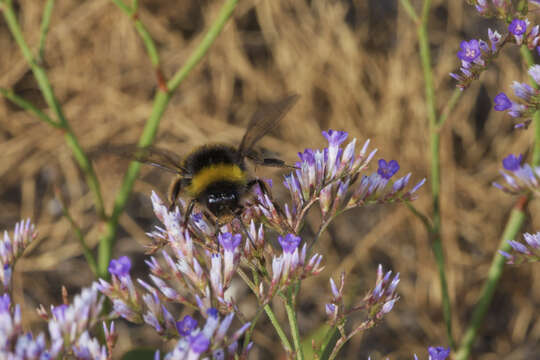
(106, 94, 299, 223)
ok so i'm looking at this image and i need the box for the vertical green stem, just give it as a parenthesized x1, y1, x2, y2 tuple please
(38, 0, 54, 62)
(417, 0, 454, 348)
(96, 0, 239, 279)
(264, 304, 293, 354)
(285, 288, 304, 360)
(455, 196, 528, 360)
(456, 46, 540, 360)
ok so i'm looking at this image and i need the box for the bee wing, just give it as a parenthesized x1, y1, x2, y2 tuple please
(95, 144, 187, 175)
(238, 94, 299, 157)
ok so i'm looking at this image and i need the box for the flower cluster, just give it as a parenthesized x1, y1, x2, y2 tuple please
(451, 15, 540, 90)
(247, 130, 424, 235)
(500, 232, 540, 264)
(368, 346, 450, 360)
(493, 65, 540, 126)
(156, 309, 251, 360)
(1, 219, 37, 291)
(492, 154, 540, 194)
(316, 265, 400, 357)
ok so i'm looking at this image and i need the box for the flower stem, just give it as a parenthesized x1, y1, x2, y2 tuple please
(455, 46, 540, 360)
(96, 0, 239, 279)
(38, 0, 54, 63)
(264, 304, 293, 354)
(416, 0, 454, 348)
(455, 196, 529, 360)
(0, 87, 60, 128)
(1, 0, 106, 220)
(285, 287, 304, 360)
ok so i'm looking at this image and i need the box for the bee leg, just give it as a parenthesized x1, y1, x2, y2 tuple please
(167, 176, 183, 212)
(246, 151, 298, 169)
(183, 199, 196, 225)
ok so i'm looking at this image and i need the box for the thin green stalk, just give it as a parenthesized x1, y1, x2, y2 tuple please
(285, 289, 304, 360)
(399, 0, 419, 23)
(416, 0, 454, 348)
(109, 0, 160, 67)
(38, 0, 54, 63)
(96, 0, 239, 279)
(438, 88, 462, 128)
(264, 304, 293, 354)
(318, 326, 340, 360)
(1, 0, 106, 219)
(242, 306, 264, 351)
(57, 189, 98, 275)
(455, 196, 528, 360)
(456, 46, 540, 360)
(0, 87, 60, 128)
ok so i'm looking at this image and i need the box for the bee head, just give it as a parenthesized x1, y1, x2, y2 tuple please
(203, 182, 241, 217)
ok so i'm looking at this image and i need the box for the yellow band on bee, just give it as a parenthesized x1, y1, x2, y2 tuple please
(187, 164, 246, 196)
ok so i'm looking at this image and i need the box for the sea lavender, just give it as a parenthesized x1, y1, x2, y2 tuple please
(492, 153, 540, 194)
(319, 265, 400, 358)
(500, 231, 540, 264)
(158, 308, 251, 359)
(0, 219, 37, 291)
(492, 64, 540, 126)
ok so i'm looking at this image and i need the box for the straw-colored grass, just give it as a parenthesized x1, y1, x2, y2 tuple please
(1, 0, 539, 358)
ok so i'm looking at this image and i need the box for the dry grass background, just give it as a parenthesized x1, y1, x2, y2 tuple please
(1, 0, 539, 358)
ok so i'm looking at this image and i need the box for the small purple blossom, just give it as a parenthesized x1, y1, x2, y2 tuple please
(377, 159, 400, 179)
(501, 232, 540, 264)
(502, 154, 522, 171)
(108, 256, 132, 278)
(428, 346, 450, 360)
(509, 19, 527, 36)
(322, 130, 348, 147)
(218, 233, 242, 252)
(278, 234, 301, 253)
(493, 93, 512, 111)
(457, 39, 481, 62)
(529, 65, 540, 86)
(189, 333, 210, 354)
(176, 315, 198, 337)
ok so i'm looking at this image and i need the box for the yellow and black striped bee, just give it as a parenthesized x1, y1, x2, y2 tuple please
(108, 94, 298, 223)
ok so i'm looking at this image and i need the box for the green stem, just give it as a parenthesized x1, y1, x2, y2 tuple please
(1, 0, 106, 220)
(416, 0, 454, 348)
(399, 0, 419, 22)
(109, 0, 160, 68)
(318, 326, 340, 360)
(455, 46, 540, 360)
(264, 304, 293, 354)
(0, 87, 60, 128)
(96, 0, 239, 279)
(38, 0, 54, 63)
(438, 88, 462, 128)
(285, 288, 304, 360)
(454, 196, 528, 360)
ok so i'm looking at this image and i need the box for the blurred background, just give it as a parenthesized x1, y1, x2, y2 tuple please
(1, 0, 539, 358)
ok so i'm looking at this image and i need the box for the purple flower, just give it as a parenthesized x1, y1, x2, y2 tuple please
(207, 307, 219, 318)
(457, 39, 481, 62)
(493, 93, 512, 111)
(509, 19, 527, 36)
(322, 130, 348, 147)
(0, 293, 10, 311)
(108, 256, 131, 278)
(218, 233, 241, 252)
(511, 82, 534, 101)
(502, 154, 522, 171)
(176, 315, 198, 336)
(278, 234, 301, 253)
(189, 333, 210, 354)
(377, 159, 400, 179)
(428, 346, 450, 360)
(529, 65, 540, 86)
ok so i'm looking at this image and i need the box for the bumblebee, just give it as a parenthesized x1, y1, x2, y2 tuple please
(108, 94, 298, 222)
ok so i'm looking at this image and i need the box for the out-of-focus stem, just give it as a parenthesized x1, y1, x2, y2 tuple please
(96, 0, 239, 279)
(455, 196, 529, 360)
(456, 46, 540, 360)
(38, 0, 54, 63)
(1, 0, 106, 220)
(417, 0, 454, 348)
(265, 304, 293, 354)
(0, 87, 60, 128)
